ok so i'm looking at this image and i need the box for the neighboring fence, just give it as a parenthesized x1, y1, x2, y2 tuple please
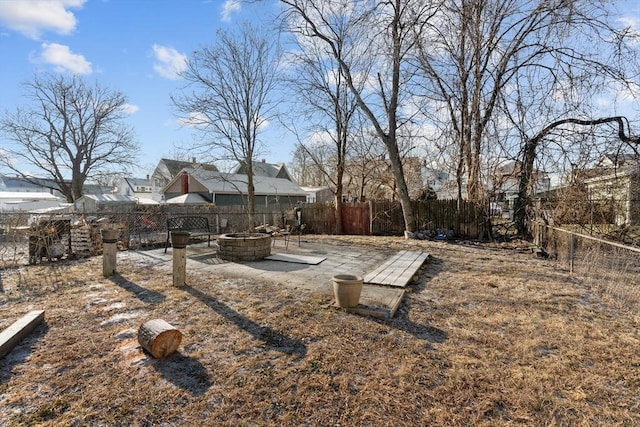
(532, 221, 640, 309)
(301, 199, 485, 237)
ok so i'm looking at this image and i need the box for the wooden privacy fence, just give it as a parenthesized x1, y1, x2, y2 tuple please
(300, 199, 485, 238)
(0, 199, 485, 264)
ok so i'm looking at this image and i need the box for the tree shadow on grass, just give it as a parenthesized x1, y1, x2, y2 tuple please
(0, 322, 49, 384)
(366, 307, 448, 344)
(150, 352, 212, 397)
(108, 274, 165, 303)
(182, 284, 307, 359)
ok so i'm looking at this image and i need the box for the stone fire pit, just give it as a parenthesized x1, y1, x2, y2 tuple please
(217, 233, 271, 262)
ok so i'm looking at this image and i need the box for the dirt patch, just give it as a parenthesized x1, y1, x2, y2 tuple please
(0, 235, 638, 425)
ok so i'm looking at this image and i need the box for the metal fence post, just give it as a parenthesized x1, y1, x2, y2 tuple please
(569, 232, 575, 274)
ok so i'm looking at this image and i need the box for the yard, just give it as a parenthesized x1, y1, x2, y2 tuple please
(0, 235, 638, 425)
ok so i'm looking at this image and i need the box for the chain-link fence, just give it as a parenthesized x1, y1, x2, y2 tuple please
(532, 221, 640, 309)
(0, 206, 300, 268)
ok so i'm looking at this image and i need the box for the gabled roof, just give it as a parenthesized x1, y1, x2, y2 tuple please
(124, 177, 152, 188)
(158, 158, 219, 177)
(596, 153, 638, 168)
(584, 166, 640, 184)
(234, 160, 294, 181)
(177, 167, 307, 197)
(0, 175, 59, 191)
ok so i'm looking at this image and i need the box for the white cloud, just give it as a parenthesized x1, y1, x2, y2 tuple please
(0, 0, 85, 39)
(120, 103, 139, 115)
(618, 15, 640, 47)
(39, 42, 92, 74)
(152, 44, 187, 80)
(178, 111, 209, 128)
(221, 0, 241, 23)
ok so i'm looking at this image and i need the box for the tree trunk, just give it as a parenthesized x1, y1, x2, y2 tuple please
(386, 142, 415, 233)
(515, 137, 538, 236)
(246, 164, 256, 231)
(138, 319, 182, 359)
(335, 166, 344, 234)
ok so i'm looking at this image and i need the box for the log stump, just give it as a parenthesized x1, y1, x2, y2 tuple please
(137, 319, 182, 359)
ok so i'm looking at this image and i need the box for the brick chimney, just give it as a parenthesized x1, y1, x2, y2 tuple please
(181, 173, 189, 194)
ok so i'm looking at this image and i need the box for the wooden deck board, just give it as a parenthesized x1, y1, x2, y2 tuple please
(364, 250, 408, 284)
(364, 251, 429, 287)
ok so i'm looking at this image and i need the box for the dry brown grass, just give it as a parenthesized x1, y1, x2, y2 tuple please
(0, 235, 639, 426)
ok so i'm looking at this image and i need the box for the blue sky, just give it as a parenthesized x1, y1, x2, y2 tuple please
(0, 0, 286, 177)
(2, 1, 640, 180)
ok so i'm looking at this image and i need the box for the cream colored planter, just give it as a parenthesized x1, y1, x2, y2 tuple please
(332, 274, 363, 308)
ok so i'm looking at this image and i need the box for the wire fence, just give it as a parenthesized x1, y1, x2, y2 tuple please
(0, 206, 304, 268)
(532, 221, 640, 310)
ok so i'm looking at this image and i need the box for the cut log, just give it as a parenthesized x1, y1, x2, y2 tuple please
(0, 310, 45, 359)
(137, 319, 182, 359)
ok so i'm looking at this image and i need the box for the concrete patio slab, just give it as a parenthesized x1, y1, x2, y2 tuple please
(121, 239, 421, 318)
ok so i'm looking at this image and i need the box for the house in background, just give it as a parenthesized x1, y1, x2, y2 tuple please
(114, 176, 157, 204)
(234, 159, 295, 182)
(162, 166, 307, 210)
(420, 166, 460, 200)
(594, 153, 637, 169)
(300, 186, 334, 204)
(150, 158, 219, 201)
(583, 154, 640, 226)
(73, 194, 139, 213)
(488, 161, 551, 204)
(0, 175, 64, 211)
(0, 191, 62, 211)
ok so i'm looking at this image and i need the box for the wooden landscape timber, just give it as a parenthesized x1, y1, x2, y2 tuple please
(0, 310, 45, 359)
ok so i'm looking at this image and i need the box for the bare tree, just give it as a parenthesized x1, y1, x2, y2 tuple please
(172, 22, 279, 228)
(345, 124, 388, 202)
(288, 143, 328, 187)
(514, 116, 640, 235)
(415, 0, 639, 219)
(280, 0, 439, 234)
(284, 30, 364, 233)
(0, 73, 138, 202)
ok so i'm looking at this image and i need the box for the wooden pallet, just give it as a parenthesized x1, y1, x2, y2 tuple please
(363, 250, 429, 287)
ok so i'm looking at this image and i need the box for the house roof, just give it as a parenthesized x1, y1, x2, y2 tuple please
(75, 194, 138, 204)
(300, 186, 331, 192)
(0, 175, 60, 191)
(125, 177, 152, 188)
(233, 160, 293, 181)
(165, 193, 210, 204)
(159, 158, 219, 177)
(179, 167, 308, 197)
(584, 166, 639, 184)
(596, 153, 638, 168)
(0, 191, 60, 201)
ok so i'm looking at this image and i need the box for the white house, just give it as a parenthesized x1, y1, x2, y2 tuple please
(0, 191, 62, 211)
(114, 176, 157, 204)
(0, 175, 64, 211)
(300, 186, 333, 204)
